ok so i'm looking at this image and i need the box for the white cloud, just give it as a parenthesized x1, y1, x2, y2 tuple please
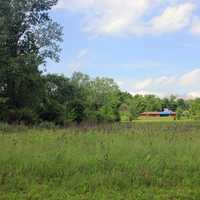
(82, 0, 158, 36)
(131, 90, 165, 97)
(135, 79, 153, 90)
(118, 68, 200, 98)
(150, 3, 195, 33)
(55, 0, 199, 36)
(77, 49, 88, 59)
(191, 17, 200, 35)
(180, 68, 200, 86)
(187, 91, 200, 98)
(54, 0, 94, 10)
(116, 81, 124, 87)
(68, 48, 89, 71)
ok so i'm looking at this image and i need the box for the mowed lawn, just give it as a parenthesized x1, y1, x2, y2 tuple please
(1, 122, 200, 199)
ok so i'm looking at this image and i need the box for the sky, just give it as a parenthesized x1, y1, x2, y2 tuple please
(47, 0, 200, 98)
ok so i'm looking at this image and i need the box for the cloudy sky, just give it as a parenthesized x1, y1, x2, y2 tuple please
(48, 0, 200, 98)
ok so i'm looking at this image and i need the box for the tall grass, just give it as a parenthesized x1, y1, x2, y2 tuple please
(0, 122, 200, 199)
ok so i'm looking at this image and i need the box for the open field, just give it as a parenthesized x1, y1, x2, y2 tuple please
(137, 116, 192, 122)
(1, 122, 200, 199)
(138, 116, 175, 121)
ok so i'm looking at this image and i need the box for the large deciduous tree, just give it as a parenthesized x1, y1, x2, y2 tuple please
(0, 0, 62, 122)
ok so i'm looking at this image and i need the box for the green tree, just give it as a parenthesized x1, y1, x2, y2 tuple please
(168, 95, 178, 111)
(132, 95, 146, 114)
(0, 0, 62, 123)
(144, 95, 162, 112)
(182, 110, 190, 119)
(177, 98, 188, 110)
(189, 98, 200, 120)
(38, 75, 73, 124)
(69, 72, 91, 123)
(118, 92, 140, 120)
(161, 98, 170, 110)
(87, 77, 120, 122)
(176, 107, 183, 120)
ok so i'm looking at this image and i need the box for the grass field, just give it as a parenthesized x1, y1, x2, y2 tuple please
(138, 116, 176, 121)
(1, 122, 200, 199)
(137, 116, 192, 122)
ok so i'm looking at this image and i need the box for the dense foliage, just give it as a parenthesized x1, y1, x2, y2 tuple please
(1, 68, 200, 125)
(0, 0, 62, 124)
(0, 0, 200, 125)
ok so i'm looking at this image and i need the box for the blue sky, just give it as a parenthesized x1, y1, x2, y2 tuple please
(47, 0, 200, 98)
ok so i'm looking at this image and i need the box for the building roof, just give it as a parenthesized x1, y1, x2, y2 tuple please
(141, 111, 176, 115)
(141, 112, 161, 115)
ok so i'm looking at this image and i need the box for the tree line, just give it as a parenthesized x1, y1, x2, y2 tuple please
(0, 0, 200, 125)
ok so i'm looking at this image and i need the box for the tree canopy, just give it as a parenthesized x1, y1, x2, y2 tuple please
(0, 0, 62, 123)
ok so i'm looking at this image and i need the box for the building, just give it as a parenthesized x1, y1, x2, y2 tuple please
(140, 112, 161, 117)
(140, 109, 176, 117)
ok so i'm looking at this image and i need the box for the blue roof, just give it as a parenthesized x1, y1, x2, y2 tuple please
(160, 111, 172, 115)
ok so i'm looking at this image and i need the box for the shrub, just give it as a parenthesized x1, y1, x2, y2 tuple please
(38, 100, 66, 125)
(176, 108, 183, 120)
(18, 108, 38, 125)
(0, 123, 12, 133)
(0, 122, 28, 133)
(3, 109, 19, 124)
(37, 121, 58, 130)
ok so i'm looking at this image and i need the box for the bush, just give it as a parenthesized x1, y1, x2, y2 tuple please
(37, 121, 58, 130)
(183, 110, 190, 119)
(176, 108, 183, 120)
(3, 109, 19, 124)
(18, 108, 38, 125)
(0, 107, 37, 125)
(38, 100, 66, 125)
(0, 123, 12, 133)
(0, 122, 28, 133)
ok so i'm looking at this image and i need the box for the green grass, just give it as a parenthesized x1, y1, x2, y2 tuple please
(1, 122, 200, 199)
(138, 116, 175, 121)
(137, 116, 193, 122)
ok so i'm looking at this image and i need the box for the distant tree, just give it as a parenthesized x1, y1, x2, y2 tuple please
(88, 77, 120, 122)
(69, 72, 91, 123)
(176, 107, 183, 120)
(119, 103, 132, 122)
(189, 98, 200, 120)
(144, 95, 162, 112)
(161, 98, 170, 110)
(132, 95, 146, 114)
(177, 98, 188, 110)
(118, 92, 137, 120)
(38, 74, 73, 124)
(168, 95, 178, 111)
(182, 110, 190, 119)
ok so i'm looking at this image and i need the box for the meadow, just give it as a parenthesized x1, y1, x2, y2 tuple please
(1, 121, 200, 199)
